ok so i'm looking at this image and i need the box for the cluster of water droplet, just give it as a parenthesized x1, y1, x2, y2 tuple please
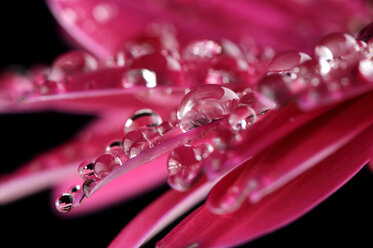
(56, 83, 276, 212)
(56, 23, 373, 212)
(56, 108, 166, 212)
(258, 29, 373, 109)
(1, 25, 274, 101)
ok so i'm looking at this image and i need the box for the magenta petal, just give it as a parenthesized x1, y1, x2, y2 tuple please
(157, 124, 373, 248)
(52, 154, 169, 216)
(2, 87, 184, 114)
(109, 178, 216, 248)
(48, 0, 371, 58)
(0, 114, 124, 204)
(208, 91, 373, 213)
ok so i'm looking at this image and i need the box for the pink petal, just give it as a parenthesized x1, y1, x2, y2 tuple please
(52, 154, 169, 216)
(208, 91, 373, 213)
(109, 177, 217, 248)
(157, 124, 373, 248)
(48, 0, 371, 58)
(0, 114, 124, 204)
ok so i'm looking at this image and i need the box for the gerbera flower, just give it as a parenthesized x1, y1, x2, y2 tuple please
(0, 0, 372, 247)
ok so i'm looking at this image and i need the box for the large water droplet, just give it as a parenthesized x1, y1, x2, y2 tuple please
(55, 193, 74, 213)
(94, 154, 122, 178)
(177, 85, 239, 132)
(167, 145, 202, 191)
(124, 109, 162, 133)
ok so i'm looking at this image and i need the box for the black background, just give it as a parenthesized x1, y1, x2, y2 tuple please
(0, 1, 372, 247)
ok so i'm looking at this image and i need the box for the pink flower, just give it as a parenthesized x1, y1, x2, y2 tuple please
(1, 0, 373, 247)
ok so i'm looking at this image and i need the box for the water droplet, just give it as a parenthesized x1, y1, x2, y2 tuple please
(124, 109, 162, 133)
(82, 179, 97, 198)
(106, 140, 128, 163)
(239, 89, 276, 114)
(315, 33, 359, 60)
(177, 85, 239, 132)
(92, 3, 116, 24)
(268, 51, 311, 72)
(106, 140, 122, 151)
(229, 105, 257, 131)
(194, 143, 213, 161)
(122, 69, 157, 88)
(77, 160, 95, 181)
(49, 51, 98, 82)
(359, 59, 373, 82)
(183, 40, 222, 59)
(68, 185, 81, 195)
(122, 130, 151, 159)
(112, 27, 179, 67)
(209, 179, 257, 214)
(94, 154, 122, 178)
(203, 150, 229, 179)
(128, 53, 182, 86)
(167, 145, 202, 191)
(357, 23, 373, 43)
(157, 121, 174, 136)
(258, 74, 293, 106)
(55, 193, 73, 213)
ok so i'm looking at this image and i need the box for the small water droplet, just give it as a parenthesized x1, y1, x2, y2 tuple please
(177, 85, 239, 132)
(124, 109, 162, 133)
(157, 121, 174, 136)
(194, 143, 213, 161)
(315, 33, 359, 60)
(68, 185, 81, 195)
(122, 130, 152, 159)
(55, 193, 73, 213)
(94, 154, 122, 178)
(83, 179, 97, 198)
(229, 105, 257, 131)
(183, 40, 222, 59)
(49, 51, 98, 82)
(122, 69, 157, 88)
(106, 140, 128, 162)
(357, 23, 373, 43)
(359, 59, 373, 81)
(268, 51, 311, 72)
(167, 145, 202, 191)
(77, 160, 95, 181)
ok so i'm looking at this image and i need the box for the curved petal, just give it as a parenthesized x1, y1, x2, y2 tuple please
(0, 113, 123, 204)
(109, 177, 217, 248)
(52, 154, 169, 216)
(157, 124, 373, 248)
(48, 0, 372, 58)
(208, 91, 373, 213)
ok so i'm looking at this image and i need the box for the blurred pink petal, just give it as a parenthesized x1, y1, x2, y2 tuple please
(48, 0, 371, 58)
(157, 124, 373, 248)
(109, 177, 217, 248)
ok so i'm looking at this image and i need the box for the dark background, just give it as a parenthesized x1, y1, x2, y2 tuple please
(0, 1, 372, 247)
